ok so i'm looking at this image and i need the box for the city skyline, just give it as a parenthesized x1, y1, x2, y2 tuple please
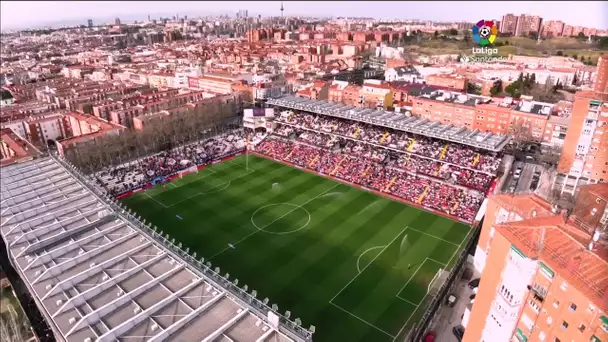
(1, 1, 607, 31)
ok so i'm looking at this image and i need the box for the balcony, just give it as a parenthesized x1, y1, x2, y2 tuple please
(528, 283, 547, 302)
(587, 111, 599, 120)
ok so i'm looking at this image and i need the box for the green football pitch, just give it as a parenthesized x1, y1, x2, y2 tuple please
(122, 154, 472, 342)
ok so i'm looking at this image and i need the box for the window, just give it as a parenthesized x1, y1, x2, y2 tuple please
(578, 323, 586, 332)
(570, 303, 577, 312)
(562, 321, 569, 330)
(555, 338, 561, 342)
(529, 299, 540, 313)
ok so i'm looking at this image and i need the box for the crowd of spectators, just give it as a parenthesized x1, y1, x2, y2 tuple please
(277, 111, 502, 174)
(256, 136, 484, 222)
(93, 130, 245, 195)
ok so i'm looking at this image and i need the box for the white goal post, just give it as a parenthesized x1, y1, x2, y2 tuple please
(427, 268, 445, 296)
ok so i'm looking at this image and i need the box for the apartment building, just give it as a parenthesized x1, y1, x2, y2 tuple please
(411, 90, 552, 140)
(359, 79, 393, 109)
(594, 55, 608, 102)
(193, 75, 235, 94)
(56, 113, 124, 157)
(108, 90, 207, 127)
(500, 14, 519, 35)
(557, 91, 608, 182)
(2, 112, 69, 147)
(541, 113, 570, 148)
(0, 127, 41, 166)
(510, 100, 554, 141)
(515, 15, 543, 37)
(384, 66, 422, 83)
(328, 80, 349, 104)
(464, 186, 608, 342)
(541, 20, 566, 38)
(426, 74, 468, 91)
(295, 80, 330, 101)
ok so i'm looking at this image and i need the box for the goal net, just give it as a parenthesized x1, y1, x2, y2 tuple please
(427, 268, 447, 296)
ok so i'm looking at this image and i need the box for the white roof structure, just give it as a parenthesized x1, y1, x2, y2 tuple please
(0, 156, 311, 342)
(267, 96, 510, 152)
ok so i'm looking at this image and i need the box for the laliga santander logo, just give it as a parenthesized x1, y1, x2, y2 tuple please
(472, 20, 498, 46)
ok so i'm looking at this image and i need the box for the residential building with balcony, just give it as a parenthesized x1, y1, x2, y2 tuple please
(465, 187, 608, 342)
(558, 91, 608, 183)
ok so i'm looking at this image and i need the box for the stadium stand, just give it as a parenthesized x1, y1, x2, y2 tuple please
(250, 107, 504, 223)
(92, 130, 245, 196)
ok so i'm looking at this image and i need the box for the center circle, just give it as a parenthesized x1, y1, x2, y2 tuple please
(251, 203, 311, 235)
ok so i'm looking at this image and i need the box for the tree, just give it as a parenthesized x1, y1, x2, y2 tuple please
(449, 28, 458, 36)
(572, 54, 578, 60)
(556, 50, 563, 56)
(540, 145, 562, 167)
(467, 83, 482, 95)
(463, 30, 471, 43)
(517, 72, 524, 82)
(505, 82, 522, 98)
(529, 73, 536, 87)
(509, 120, 531, 149)
(490, 79, 503, 96)
(504, 40, 509, 45)
(434, 30, 439, 39)
(577, 31, 586, 40)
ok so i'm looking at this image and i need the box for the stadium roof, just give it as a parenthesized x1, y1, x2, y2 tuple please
(266, 96, 510, 152)
(0, 156, 309, 342)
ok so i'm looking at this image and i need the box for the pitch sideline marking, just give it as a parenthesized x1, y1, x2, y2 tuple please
(164, 170, 254, 207)
(329, 302, 396, 339)
(445, 225, 473, 270)
(208, 183, 340, 260)
(145, 192, 168, 208)
(356, 246, 386, 274)
(161, 168, 217, 193)
(404, 226, 460, 247)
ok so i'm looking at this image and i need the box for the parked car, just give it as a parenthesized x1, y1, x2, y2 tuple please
(452, 325, 465, 341)
(423, 331, 437, 342)
(513, 167, 523, 179)
(446, 294, 458, 307)
(468, 278, 480, 289)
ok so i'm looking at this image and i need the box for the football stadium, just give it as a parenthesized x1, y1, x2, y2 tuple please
(0, 96, 506, 342)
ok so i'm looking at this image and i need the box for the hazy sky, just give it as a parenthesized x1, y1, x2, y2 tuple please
(1, 1, 606, 31)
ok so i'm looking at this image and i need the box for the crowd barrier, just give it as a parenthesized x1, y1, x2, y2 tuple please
(113, 150, 244, 200)
(251, 151, 473, 225)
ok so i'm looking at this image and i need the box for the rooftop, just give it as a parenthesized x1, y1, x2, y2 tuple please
(496, 215, 608, 313)
(0, 128, 42, 166)
(267, 95, 510, 152)
(0, 156, 307, 342)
